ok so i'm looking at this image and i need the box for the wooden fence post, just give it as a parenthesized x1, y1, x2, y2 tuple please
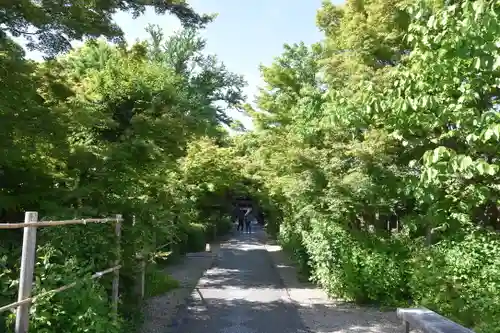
(112, 214, 122, 320)
(15, 211, 38, 333)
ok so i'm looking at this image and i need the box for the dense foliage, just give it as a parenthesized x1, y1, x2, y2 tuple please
(0, 2, 251, 332)
(236, 0, 500, 332)
(1, 0, 500, 332)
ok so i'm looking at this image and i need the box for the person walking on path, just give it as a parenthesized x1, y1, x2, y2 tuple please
(236, 208, 244, 232)
(244, 208, 253, 233)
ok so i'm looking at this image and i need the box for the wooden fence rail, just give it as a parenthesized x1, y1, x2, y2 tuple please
(0, 218, 120, 229)
(0, 212, 123, 333)
(0, 265, 121, 313)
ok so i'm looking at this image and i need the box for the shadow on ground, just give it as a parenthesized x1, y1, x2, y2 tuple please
(196, 238, 282, 290)
(169, 227, 404, 333)
(174, 297, 309, 333)
(173, 296, 405, 333)
(298, 302, 403, 333)
(264, 234, 403, 333)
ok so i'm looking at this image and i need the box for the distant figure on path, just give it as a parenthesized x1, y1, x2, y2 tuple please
(244, 208, 253, 233)
(237, 209, 245, 232)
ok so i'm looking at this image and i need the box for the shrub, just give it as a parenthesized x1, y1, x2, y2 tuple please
(409, 230, 500, 332)
(215, 215, 233, 236)
(278, 218, 312, 280)
(303, 218, 410, 306)
(184, 223, 207, 253)
(5, 245, 121, 333)
(144, 265, 179, 298)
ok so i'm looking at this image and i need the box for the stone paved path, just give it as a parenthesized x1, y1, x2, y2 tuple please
(171, 225, 309, 333)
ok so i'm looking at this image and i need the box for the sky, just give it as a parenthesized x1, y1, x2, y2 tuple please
(23, 0, 332, 129)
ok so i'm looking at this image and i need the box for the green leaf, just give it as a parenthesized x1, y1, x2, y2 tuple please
(432, 147, 449, 163)
(482, 124, 500, 142)
(458, 155, 473, 171)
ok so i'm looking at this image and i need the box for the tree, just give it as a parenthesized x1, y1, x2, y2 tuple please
(0, 22, 246, 332)
(235, 1, 500, 331)
(146, 24, 246, 128)
(0, 0, 214, 56)
(249, 42, 324, 130)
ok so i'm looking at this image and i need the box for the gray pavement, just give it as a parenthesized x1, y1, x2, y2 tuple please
(171, 225, 309, 333)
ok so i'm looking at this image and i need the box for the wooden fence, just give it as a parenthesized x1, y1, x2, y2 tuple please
(0, 212, 123, 333)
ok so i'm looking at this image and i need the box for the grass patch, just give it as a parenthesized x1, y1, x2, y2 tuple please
(144, 265, 180, 298)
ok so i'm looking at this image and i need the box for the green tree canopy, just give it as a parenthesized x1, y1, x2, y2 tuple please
(0, 0, 214, 55)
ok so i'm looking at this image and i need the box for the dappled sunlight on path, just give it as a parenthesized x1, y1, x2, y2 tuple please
(170, 226, 308, 333)
(170, 226, 402, 333)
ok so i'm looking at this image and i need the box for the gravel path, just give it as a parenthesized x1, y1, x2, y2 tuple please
(140, 245, 220, 333)
(144, 225, 405, 333)
(170, 226, 309, 333)
(262, 231, 404, 333)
